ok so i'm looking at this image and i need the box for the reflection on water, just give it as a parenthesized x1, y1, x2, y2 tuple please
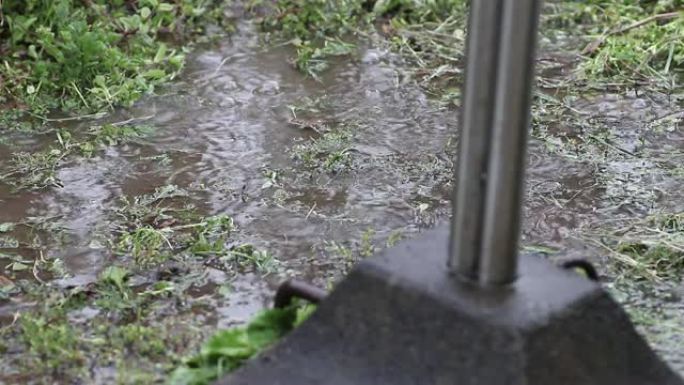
(0, 20, 682, 376)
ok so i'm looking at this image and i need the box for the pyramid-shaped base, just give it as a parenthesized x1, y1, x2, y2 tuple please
(218, 226, 683, 385)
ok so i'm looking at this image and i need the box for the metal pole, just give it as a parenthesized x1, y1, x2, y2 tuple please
(449, 0, 504, 279)
(479, 0, 542, 285)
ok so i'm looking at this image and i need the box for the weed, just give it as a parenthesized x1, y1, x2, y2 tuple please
(292, 127, 354, 173)
(261, 0, 366, 40)
(20, 313, 84, 372)
(118, 226, 173, 266)
(113, 185, 190, 232)
(0, 149, 66, 190)
(116, 324, 167, 358)
(651, 212, 684, 233)
(580, 213, 684, 282)
(613, 213, 684, 281)
(616, 241, 684, 280)
(386, 230, 403, 247)
(227, 244, 278, 274)
(116, 365, 159, 385)
(0, 0, 234, 118)
(259, 0, 367, 77)
(188, 215, 234, 256)
(360, 227, 376, 258)
(95, 266, 140, 314)
(373, 0, 682, 91)
(0, 274, 17, 300)
(294, 38, 356, 78)
(1, 124, 154, 190)
(261, 167, 280, 189)
(99, 266, 131, 298)
(544, 0, 683, 87)
(0, 236, 19, 249)
(91, 123, 154, 146)
(259, 0, 470, 79)
(324, 241, 354, 261)
(582, 15, 683, 85)
(140, 280, 177, 298)
(0, 200, 261, 384)
(111, 188, 273, 273)
(523, 244, 560, 256)
(376, 0, 468, 91)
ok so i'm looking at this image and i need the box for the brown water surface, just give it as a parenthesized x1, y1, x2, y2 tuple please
(1, 21, 682, 379)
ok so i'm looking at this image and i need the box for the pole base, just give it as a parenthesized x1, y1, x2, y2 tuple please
(217, 226, 683, 385)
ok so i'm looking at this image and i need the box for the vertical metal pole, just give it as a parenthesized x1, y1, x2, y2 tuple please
(449, 0, 503, 279)
(479, 0, 542, 285)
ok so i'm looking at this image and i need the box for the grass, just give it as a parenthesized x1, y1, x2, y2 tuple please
(6, 276, 196, 381)
(375, 0, 468, 93)
(257, 0, 469, 81)
(111, 187, 277, 272)
(100, 265, 130, 291)
(617, 241, 684, 279)
(543, 0, 683, 88)
(0, 179, 281, 383)
(227, 244, 278, 273)
(260, 0, 366, 38)
(0, 149, 66, 190)
(118, 226, 173, 266)
(0, 123, 153, 190)
(574, 212, 684, 283)
(293, 38, 356, 78)
(291, 126, 354, 173)
(19, 313, 84, 373)
(360, 227, 376, 258)
(611, 213, 684, 282)
(188, 214, 234, 255)
(0, 0, 234, 121)
(258, 0, 369, 77)
(113, 184, 190, 230)
(259, 0, 679, 91)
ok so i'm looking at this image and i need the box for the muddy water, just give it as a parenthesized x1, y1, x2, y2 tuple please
(1, 20, 683, 377)
(0, 23, 458, 326)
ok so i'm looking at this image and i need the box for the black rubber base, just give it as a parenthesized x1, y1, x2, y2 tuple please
(217, 226, 683, 385)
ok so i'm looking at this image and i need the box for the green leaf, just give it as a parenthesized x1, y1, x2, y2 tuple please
(171, 303, 315, 384)
(294, 304, 317, 327)
(246, 307, 296, 348)
(154, 44, 168, 63)
(158, 3, 175, 12)
(168, 366, 219, 385)
(9, 262, 29, 271)
(143, 69, 167, 80)
(203, 329, 254, 359)
(140, 7, 152, 20)
(99, 266, 129, 293)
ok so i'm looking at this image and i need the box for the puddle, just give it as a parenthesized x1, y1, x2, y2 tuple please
(1, 19, 683, 382)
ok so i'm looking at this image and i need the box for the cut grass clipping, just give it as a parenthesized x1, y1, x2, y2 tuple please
(260, 0, 682, 88)
(583, 213, 684, 283)
(545, 0, 683, 86)
(613, 213, 684, 282)
(170, 302, 316, 385)
(0, 124, 152, 191)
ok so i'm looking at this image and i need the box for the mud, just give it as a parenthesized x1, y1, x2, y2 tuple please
(0, 19, 682, 382)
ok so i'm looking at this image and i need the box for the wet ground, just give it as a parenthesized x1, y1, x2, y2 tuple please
(1, 18, 683, 383)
